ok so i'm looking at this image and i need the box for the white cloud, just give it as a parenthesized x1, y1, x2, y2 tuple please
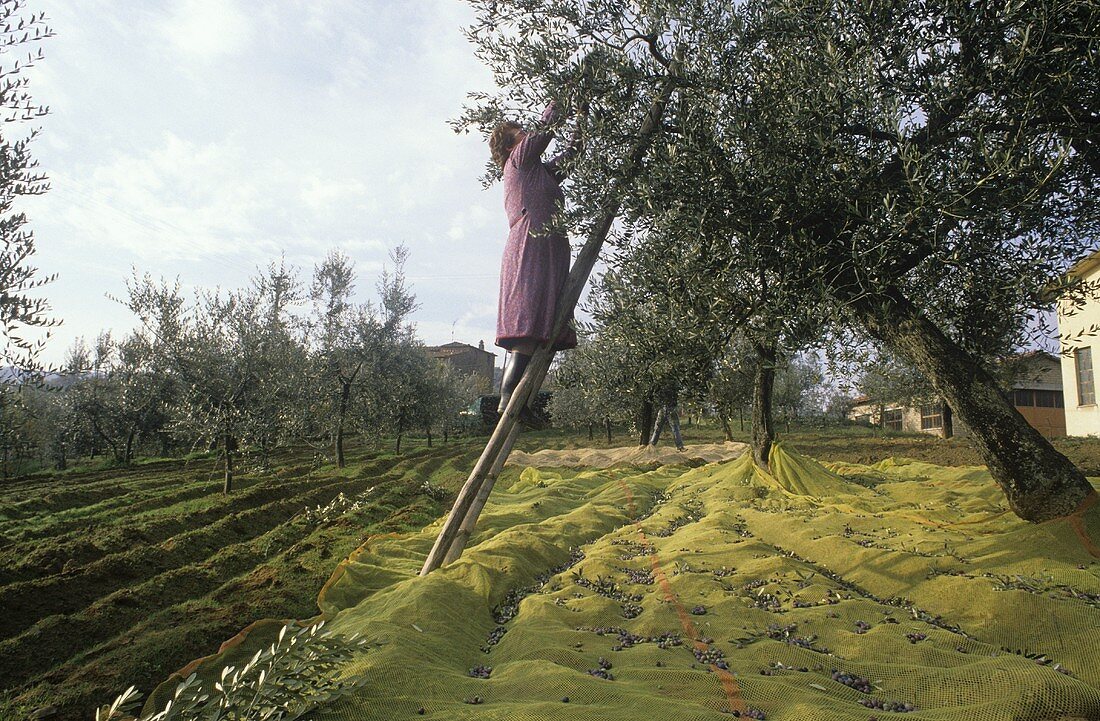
(160, 0, 254, 61)
(446, 203, 495, 242)
(42, 132, 261, 262)
(299, 174, 371, 212)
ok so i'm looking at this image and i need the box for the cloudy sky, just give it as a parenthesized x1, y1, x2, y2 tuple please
(21, 0, 538, 365)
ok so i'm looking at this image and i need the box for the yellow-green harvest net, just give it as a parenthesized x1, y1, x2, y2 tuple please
(150, 444, 1100, 720)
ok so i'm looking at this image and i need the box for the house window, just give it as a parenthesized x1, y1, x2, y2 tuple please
(1017, 389, 1066, 408)
(883, 408, 903, 431)
(920, 404, 943, 430)
(1035, 389, 1064, 408)
(1075, 348, 1095, 406)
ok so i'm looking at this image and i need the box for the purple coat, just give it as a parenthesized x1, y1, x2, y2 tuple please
(495, 103, 579, 352)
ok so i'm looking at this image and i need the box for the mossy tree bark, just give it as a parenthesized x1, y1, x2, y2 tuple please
(637, 400, 654, 446)
(854, 288, 1095, 522)
(751, 339, 776, 471)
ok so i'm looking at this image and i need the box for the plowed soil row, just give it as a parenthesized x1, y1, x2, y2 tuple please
(0, 439, 481, 721)
(0, 473, 213, 541)
(0, 462, 207, 518)
(0, 449, 430, 584)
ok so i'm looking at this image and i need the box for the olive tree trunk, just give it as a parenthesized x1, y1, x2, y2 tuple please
(855, 288, 1094, 522)
(637, 400, 654, 446)
(223, 432, 234, 494)
(751, 340, 777, 471)
(334, 380, 352, 468)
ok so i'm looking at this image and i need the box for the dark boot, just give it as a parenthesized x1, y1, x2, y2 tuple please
(497, 352, 531, 412)
(498, 353, 547, 430)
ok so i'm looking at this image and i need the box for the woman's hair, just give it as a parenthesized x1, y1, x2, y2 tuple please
(489, 121, 523, 168)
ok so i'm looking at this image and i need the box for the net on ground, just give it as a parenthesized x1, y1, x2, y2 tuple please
(147, 443, 1100, 721)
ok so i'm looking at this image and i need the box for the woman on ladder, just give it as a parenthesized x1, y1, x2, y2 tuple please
(489, 95, 585, 428)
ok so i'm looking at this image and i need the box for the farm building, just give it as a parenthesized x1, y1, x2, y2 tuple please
(848, 351, 1066, 438)
(424, 340, 496, 386)
(1058, 249, 1100, 437)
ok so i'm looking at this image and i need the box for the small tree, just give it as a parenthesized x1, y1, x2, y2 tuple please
(707, 341, 755, 440)
(773, 354, 827, 432)
(422, 360, 486, 444)
(548, 333, 621, 442)
(243, 258, 308, 466)
(126, 276, 265, 492)
(306, 246, 420, 463)
(377, 343, 432, 454)
(307, 250, 363, 467)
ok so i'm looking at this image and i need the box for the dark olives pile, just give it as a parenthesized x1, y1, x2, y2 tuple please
(480, 625, 508, 652)
(576, 625, 681, 650)
(618, 566, 655, 585)
(831, 669, 873, 693)
(695, 650, 730, 670)
(859, 698, 916, 712)
(586, 656, 615, 679)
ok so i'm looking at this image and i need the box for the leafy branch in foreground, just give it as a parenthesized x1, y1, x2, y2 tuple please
(94, 621, 367, 721)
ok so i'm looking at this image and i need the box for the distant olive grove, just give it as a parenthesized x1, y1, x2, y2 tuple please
(0, 247, 487, 489)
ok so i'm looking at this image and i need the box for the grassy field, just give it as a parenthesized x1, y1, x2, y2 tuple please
(2, 422, 1098, 721)
(0, 439, 484, 721)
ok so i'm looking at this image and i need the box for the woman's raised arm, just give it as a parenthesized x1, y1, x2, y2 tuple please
(547, 111, 584, 181)
(510, 102, 560, 168)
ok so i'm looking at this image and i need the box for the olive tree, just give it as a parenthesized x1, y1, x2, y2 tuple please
(307, 250, 363, 466)
(773, 354, 827, 432)
(306, 246, 421, 462)
(0, 1, 53, 373)
(62, 331, 173, 464)
(653, 0, 1099, 520)
(548, 330, 634, 442)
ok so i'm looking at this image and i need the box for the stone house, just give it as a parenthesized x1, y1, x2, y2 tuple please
(424, 341, 496, 388)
